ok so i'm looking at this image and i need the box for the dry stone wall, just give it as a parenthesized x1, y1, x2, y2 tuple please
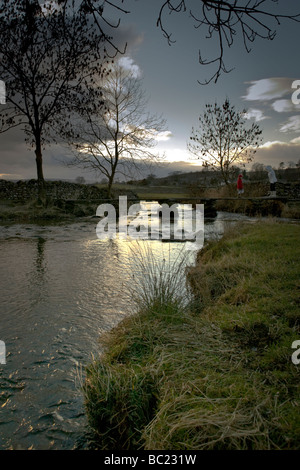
(0, 180, 108, 201)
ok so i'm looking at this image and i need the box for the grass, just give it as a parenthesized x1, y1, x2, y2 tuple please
(96, 183, 190, 200)
(83, 220, 300, 450)
(0, 198, 97, 222)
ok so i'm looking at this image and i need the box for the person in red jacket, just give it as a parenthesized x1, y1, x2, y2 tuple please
(237, 174, 244, 196)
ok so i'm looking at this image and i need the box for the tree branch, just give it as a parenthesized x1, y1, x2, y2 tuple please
(156, 0, 300, 83)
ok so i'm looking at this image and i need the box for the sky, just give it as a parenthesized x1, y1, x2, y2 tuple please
(1, 0, 300, 181)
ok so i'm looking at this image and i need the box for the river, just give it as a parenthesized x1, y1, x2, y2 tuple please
(0, 210, 257, 449)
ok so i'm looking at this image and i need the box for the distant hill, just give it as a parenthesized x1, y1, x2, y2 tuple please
(128, 166, 300, 188)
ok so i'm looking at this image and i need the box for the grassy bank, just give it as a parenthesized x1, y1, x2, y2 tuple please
(0, 198, 101, 223)
(83, 221, 300, 450)
(0, 180, 139, 222)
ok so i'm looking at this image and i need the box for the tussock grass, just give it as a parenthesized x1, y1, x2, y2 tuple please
(127, 243, 192, 313)
(83, 221, 300, 450)
(83, 360, 157, 450)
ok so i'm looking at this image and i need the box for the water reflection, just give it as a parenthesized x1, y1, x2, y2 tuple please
(0, 229, 137, 449)
(35, 237, 46, 274)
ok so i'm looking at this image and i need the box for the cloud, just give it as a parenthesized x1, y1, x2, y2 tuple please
(115, 26, 144, 53)
(272, 99, 294, 113)
(0, 127, 85, 181)
(279, 116, 300, 133)
(243, 78, 294, 101)
(155, 131, 173, 142)
(242, 78, 300, 136)
(118, 56, 141, 78)
(244, 108, 268, 122)
(254, 139, 300, 166)
(271, 99, 300, 113)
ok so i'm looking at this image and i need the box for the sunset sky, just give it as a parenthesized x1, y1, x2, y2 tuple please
(1, 0, 300, 181)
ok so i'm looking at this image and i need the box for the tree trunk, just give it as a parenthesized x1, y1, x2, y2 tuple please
(220, 164, 229, 185)
(35, 142, 46, 202)
(107, 176, 114, 199)
(107, 160, 117, 199)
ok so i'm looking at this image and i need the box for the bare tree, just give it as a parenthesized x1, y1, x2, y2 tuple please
(67, 62, 166, 197)
(0, 0, 125, 198)
(188, 99, 263, 184)
(156, 0, 300, 83)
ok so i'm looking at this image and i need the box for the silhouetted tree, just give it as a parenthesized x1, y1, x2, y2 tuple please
(188, 99, 263, 184)
(67, 62, 166, 197)
(0, 0, 124, 198)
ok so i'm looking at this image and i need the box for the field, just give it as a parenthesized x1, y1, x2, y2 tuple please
(95, 183, 191, 200)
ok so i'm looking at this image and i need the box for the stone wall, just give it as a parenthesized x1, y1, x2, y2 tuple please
(240, 181, 300, 199)
(0, 179, 299, 202)
(275, 182, 300, 199)
(0, 180, 114, 201)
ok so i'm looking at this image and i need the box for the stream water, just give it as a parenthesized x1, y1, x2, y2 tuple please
(0, 210, 257, 449)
